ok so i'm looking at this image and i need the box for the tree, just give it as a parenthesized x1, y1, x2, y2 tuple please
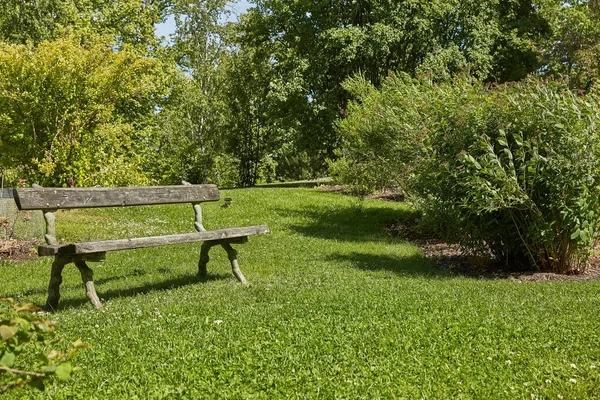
(222, 37, 276, 186)
(235, 0, 555, 178)
(0, 34, 169, 187)
(539, 0, 600, 91)
(0, 0, 82, 44)
(0, 0, 168, 51)
(152, 0, 233, 185)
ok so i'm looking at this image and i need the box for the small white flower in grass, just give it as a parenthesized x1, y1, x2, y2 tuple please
(558, 395, 564, 399)
(591, 365, 596, 369)
(94, 324, 99, 328)
(505, 360, 512, 366)
(569, 378, 576, 383)
(545, 379, 551, 384)
(570, 363, 577, 369)
(487, 357, 492, 361)
(213, 319, 223, 325)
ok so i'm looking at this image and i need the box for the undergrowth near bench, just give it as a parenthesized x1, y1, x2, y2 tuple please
(0, 188, 599, 399)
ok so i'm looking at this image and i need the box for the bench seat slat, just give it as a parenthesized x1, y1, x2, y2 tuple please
(38, 225, 269, 256)
(14, 185, 220, 210)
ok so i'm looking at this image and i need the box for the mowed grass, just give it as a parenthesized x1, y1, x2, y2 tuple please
(1, 188, 599, 399)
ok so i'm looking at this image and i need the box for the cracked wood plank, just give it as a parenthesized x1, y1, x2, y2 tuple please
(13, 185, 220, 210)
(38, 225, 269, 256)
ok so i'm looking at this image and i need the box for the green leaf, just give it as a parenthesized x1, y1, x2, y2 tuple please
(0, 325, 18, 340)
(0, 351, 16, 367)
(570, 229, 580, 240)
(55, 363, 72, 381)
(73, 339, 89, 349)
(42, 364, 57, 374)
(512, 133, 523, 146)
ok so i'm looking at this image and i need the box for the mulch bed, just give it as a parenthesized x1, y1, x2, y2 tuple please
(387, 220, 600, 282)
(0, 239, 37, 263)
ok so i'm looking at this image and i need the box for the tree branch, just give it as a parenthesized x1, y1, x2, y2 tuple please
(0, 366, 46, 377)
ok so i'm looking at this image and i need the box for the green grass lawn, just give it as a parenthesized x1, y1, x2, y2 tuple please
(1, 188, 599, 399)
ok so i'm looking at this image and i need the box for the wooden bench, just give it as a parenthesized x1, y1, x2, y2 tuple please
(13, 184, 269, 310)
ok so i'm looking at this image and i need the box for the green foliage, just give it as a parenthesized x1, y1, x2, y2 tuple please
(339, 73, 600, 272)
(273, 144, 314, 182)
(0, 0, 168, 50)
(152, 75, 228, 185)
(0, 298, 86, 393)
(331, 74, 426, 195)
(414, 77, 600, 272)
(222, 38, 280, 187)
(151, 0, 232, 186)
(540, 0, 600, 91)
(0, 0, 83, 44)
(234, 0, 555, 177)
(0, 34, 170, 187)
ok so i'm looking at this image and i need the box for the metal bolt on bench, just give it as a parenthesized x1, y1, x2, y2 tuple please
(13, 183, 269, 310)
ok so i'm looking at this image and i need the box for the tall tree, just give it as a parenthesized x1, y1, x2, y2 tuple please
(0, 0, 168, 50)
(235, 0, 554, 178)
(223, 30, 276, 186)
(539, 0, 600, 91)
(152, 0, 232, 185)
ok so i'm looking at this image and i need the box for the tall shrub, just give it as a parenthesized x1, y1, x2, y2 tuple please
(339, 74, 600, 273)
(331, 74, 427, 195)
(0, 34, 169, 187)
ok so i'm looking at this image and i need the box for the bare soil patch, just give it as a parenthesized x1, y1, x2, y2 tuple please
(387, 220, 600, 282)
(0, 239, 37, 263)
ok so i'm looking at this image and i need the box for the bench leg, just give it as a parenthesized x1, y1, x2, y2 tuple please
(198, 241, 214, 277)
(74, 258, 102, 310)
(44, 256, 69, 311)
(221, 243, 247, 284)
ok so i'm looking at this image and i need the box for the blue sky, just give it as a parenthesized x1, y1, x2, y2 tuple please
(155, 0, 252, 38)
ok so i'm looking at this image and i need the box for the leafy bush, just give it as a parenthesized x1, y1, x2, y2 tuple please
(331, 74, 426, 195)
(0, 34, 169, 187)
(338, 74, 600, 273)
(0, 298, 87, 392)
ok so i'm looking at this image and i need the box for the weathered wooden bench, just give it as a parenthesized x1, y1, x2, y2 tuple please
(13, 184, 269, 310)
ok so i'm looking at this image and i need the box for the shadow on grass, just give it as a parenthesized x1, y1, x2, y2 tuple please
(328, 252, 448, 278)
(275, 204, 417, 243)
(276, 201, 447, 278)
(58, 272, 228, 310)
(19, 269, 153, 297)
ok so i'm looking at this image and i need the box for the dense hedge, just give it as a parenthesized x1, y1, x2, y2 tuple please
(336, 75, 600, 273)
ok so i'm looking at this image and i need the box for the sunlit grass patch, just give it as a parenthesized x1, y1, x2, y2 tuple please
(1, 188, 599, 399)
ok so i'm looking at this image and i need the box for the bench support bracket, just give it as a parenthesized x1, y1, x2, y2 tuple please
(198, 237, 249, 284)
(44, 253, 105, 311)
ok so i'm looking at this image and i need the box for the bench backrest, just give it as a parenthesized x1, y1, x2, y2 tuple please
(13, 185, 220, 210)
